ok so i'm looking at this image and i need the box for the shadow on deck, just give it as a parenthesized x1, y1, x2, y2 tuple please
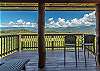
(1, 50, 99, 71)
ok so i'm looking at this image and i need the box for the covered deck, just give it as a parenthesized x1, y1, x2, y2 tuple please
(1, 0, 100, 70)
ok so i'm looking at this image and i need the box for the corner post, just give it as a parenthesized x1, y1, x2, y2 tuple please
(96, 2, 100, 67)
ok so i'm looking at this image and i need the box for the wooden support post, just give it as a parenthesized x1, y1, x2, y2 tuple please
(38, 0, 46, 68)
(96, 3, 100, 67)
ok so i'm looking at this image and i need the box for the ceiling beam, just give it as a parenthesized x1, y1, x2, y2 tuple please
(1, 0, 95, 3)
(0, 3, 96, 7)
(0, 3, 96, 11)
(0, 7, 96, 11)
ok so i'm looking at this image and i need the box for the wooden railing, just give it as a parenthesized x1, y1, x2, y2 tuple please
(21, 33, 83, 50)
(0, 34, 19, 57)
(0, 33, 96, 57)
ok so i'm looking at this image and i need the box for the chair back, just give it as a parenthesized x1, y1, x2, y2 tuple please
(84, 34, 95, 44)
(65, 34, 76, 44)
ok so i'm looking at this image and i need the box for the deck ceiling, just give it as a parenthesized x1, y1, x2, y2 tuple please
(0, 0, 96, 11)
(1, 0, 95, 3)
(0, 3, 96, 11)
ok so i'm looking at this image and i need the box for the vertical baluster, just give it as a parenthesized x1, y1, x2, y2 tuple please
(47, 36, 49, 49)
(31, 35, 33, 49)
(21, 35, 23, 50)
(56, 35, 58, 49)
(30, 35, 31, 49)
(13, 36, 14, 51)
(33, 36, 35, 50)
(47, 36, 49, 50)
(30, 35, 32, 49)
(55, 36, 57, 49)
(59, 36, 60, 49)
(46, 36, 48, 49)
(34, 36, 37, 49)
(3, 36, 5, 56)
(52, 35, 54, 50)
(36, 35, 37, 49)
(59, 35, 61, 48)
(34, 35, 35, 50)
(45, 36, 46, 49)
(30, 35, 32, 50)
(12, 36, 14, 52)
(57, 36, 59, 49)
(24, 35, 25, 49)
(64, 35, 66, 66)
(11, 35, 12, 53)
(56, 36, 58, 49)
(60, 36, 62, 48)
(8, 36, 10, 53)
(27, 35, 31, 49)
(16, 35, 19, 51)
(50, 36, 51, 49)
(15, 36, 17, 51)
(48, 35, 49, 50)
(61, 36, 63, 48)
(6, 36, 8, 55)
(53, 36, 55, 49)
(1, 37, 2, 57)
(77, 35, 80, 59)
(26, 35, 27, 49)
(46, 36, 47, 50)
(23, 35, 27, 49)
(24, 35, 25, 50)
(18, 35, 21, 51)
(58, 36, 59, 49)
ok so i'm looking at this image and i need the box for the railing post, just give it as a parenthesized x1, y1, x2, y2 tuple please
(64, 36, 66, 66)
(18, 34, 22, 52)
(96, 2, 100, 67)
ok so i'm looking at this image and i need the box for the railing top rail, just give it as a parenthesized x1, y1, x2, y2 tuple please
(0, 33, 95, 37)
(19, 33, 94, 35)
(0, 33, 19, 37)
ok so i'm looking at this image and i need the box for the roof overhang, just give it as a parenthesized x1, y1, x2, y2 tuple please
(1, 0, 95, 3)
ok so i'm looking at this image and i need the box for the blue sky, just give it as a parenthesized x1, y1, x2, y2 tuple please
(1, 11, 38, 23)
(0, 11, 92, 23)
(45, 11, 92, 22)
(0, 11, 96, 28)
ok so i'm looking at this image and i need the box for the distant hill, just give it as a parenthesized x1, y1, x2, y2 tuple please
(0, 27, 37, 34)
(0, 29, 33, 34)
(0, 25, 96, 34)
(45, 25, 96, 34)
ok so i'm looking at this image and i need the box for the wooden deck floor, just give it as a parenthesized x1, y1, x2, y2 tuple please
(1, 50, 99, 71)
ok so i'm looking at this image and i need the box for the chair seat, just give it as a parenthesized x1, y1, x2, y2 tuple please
(83, 43, 93, 46)
(65, 44, 76, 46)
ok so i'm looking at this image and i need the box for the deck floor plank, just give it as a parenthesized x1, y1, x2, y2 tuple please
(2, 50, 98, 71)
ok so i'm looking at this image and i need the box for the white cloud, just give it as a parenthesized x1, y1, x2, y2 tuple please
(47, 11, 96, 28)
(58, 18, 66, 26)
(48, 17, 53, 21)
(0, 11, 96, 28)
(17, 19, 23, 23)
(0, 19, 37, 27)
